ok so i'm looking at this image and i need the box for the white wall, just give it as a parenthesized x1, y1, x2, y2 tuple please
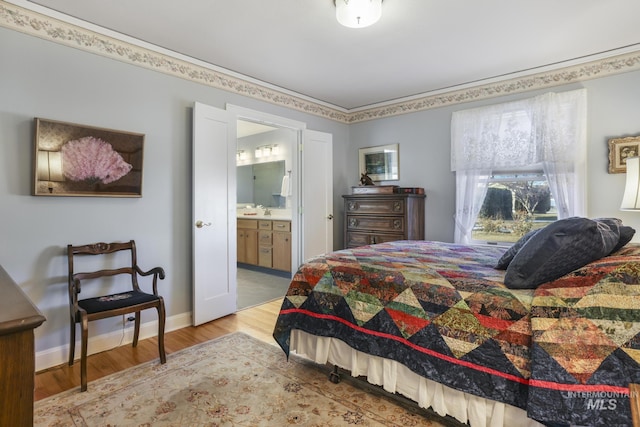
(2, 23, 640, 368)
(0, 27, 348, 364)
(349, 73, 640, 242)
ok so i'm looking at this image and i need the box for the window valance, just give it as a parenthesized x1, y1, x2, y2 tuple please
(451, 89, 586, 172)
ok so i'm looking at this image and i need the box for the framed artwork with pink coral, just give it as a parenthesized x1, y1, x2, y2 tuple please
(33, 118, 144, 197)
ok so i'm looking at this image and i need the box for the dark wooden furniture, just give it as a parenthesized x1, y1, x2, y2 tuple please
(631, 383, 640, 426)
(68, 240, 166, 391)
(343, 193, 426, 248)
(0, 265, 46, 427)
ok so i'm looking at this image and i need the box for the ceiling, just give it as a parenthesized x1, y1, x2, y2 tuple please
(21, 0, 640, 111)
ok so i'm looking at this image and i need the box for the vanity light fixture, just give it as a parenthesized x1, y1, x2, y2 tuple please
(255, 145, 279, 158)
(335, 0, 382, 29)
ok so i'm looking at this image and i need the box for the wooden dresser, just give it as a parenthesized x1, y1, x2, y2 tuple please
(0, 265, 46, 427)
(343, 193, 426, 248)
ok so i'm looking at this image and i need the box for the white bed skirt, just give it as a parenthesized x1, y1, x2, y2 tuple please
(290, 330, 544, 427)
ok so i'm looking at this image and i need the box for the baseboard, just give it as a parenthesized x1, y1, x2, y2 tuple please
(35, 311, 193, 372)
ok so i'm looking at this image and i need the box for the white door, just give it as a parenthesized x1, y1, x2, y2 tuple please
(192, 102, 237, 326)
(302, 130, 333, 261)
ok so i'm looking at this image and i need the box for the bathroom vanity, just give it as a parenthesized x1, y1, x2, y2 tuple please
(237, 211, 291, 272)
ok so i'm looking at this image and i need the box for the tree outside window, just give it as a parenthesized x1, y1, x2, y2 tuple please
(472, 172, 557, 244)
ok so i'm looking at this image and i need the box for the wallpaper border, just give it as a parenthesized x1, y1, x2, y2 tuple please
(2, 1, 640, 124)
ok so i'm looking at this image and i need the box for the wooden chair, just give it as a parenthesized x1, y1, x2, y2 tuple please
(67, 240, 166, 391)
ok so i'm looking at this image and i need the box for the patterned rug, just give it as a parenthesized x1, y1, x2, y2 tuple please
(35, 332, 453, 426)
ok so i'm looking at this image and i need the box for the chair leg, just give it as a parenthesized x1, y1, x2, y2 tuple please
(157, 302, 166, 364)
(68, 317, 76, 366)
(133, 311, 141, 347)
(80, 316, 88, 392)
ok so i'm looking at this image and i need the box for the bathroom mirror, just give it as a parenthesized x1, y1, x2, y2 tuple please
(237, 160, 286, 207)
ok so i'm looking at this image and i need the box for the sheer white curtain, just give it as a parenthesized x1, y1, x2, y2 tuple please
(453, 170, 491, 244)
(450, 89, 587, 243)
(537, 92, 588, 219)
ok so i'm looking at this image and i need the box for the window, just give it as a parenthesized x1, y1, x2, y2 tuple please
(451, 89, 587, 244)
(471, 170, 557, 244)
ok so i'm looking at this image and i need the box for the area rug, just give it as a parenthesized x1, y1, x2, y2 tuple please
(35, 332, 454, 426)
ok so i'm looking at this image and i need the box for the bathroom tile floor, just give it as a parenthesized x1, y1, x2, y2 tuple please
(237, 265, 291, 310)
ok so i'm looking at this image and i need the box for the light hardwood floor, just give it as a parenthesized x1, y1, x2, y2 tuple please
(34, 298, 283, 401)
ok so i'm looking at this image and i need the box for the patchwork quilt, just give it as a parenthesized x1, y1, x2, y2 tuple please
(273, 240, 640, 426)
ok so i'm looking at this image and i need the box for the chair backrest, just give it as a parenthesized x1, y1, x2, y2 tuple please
(67, 240, 141, 302)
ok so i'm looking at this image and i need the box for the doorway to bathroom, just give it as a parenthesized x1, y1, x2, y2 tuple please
(235, 117, 298, 309)
(192, 103, 333, 324)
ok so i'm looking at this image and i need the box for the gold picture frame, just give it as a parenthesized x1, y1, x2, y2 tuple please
(358, 143, 399, 182)
(33, 118, 144, 197)
(608, 135, 640, 174)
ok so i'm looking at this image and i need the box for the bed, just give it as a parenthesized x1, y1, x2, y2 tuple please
(273, 217, 640, 427)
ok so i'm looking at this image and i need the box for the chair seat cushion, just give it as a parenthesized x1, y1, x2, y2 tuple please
(78, 290, 159, 314)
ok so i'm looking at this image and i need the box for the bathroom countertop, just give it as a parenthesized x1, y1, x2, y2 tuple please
(237, 213, 292, 221)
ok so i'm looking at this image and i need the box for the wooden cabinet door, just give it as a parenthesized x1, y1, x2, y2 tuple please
(273, 232, 291, 271)
(237, 229, 258, 265)
(237, 229, 246, 263)
(244, 229, 258, 265)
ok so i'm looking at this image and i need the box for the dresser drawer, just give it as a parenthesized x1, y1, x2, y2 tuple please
(346, 215, 404, 233)
(258, 220, 272, 230)
(272, 221, 291, 232)
(343, 193, 426, 250)
(258, 246, 272, 267)
(345, 232, 404, 248)
(258, 230, 272, 245)
(345, 198, 404, 215)
(237, 219, 258, 229)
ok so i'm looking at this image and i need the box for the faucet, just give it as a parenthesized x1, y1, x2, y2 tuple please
(263, 207, 272, 216)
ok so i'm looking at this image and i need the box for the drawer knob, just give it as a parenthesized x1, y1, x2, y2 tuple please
(349, 218, 358, 227)
(348, 201, 358, 211)
(393, 202, 401, 212)
(393, 219, 401, 229)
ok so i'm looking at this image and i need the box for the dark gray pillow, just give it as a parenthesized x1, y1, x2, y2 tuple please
(615, 225, 636, 252)
(504, 217, 620, 289)
(495, 228, 541, 270)
(593, 217, 636, 254)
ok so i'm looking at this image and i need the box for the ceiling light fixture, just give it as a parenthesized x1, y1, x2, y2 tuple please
(335, 0, 382, 29)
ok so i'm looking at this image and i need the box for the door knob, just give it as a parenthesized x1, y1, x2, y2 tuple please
(195, 220, 211, 228)
(327, 214, 334, 220)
